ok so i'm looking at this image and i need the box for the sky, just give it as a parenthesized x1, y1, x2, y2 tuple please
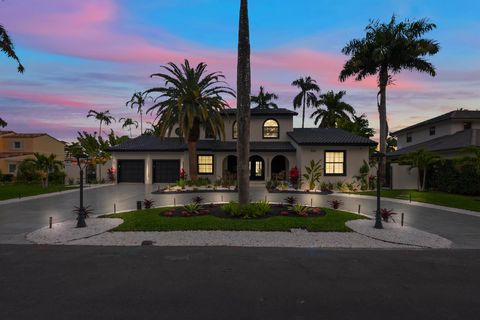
(0, 0, 479, 142)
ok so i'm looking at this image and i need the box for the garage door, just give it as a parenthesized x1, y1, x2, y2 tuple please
(153, 160, 180, 183)
(117, 160, 145, 183)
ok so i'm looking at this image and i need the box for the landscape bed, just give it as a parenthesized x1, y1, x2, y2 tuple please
(104, 204, 365, 232)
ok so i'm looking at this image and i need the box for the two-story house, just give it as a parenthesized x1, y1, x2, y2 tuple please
(108, 108, 376, 185)
(0, 131, 65, 176)
(388, 109, 480, 188)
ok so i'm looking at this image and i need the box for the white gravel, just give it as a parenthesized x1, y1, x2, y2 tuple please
(26, 217, 123, 244)
(346, 220, 452, 248)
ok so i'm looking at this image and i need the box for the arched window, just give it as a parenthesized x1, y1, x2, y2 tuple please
(263, 119, 279, 139)
(232, 121, 238, 139)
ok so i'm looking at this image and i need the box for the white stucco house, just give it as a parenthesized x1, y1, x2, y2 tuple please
(107, 108, 376, 185)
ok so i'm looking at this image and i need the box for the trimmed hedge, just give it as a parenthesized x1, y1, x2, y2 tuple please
(428, 160, 480, 196)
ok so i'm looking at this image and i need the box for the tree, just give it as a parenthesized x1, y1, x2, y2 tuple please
(119, 117, 138, 137)
(126, 92, 148, 134)
(87, 109, 115, 137)
(399, 149, 440, 191)
(0, 118, 7, 128)
(310, 90, 355, 128)
(339, 15, 439, 182)
(24, 153, 63, 188)
(386, 133, 398, 152)
(237, 0, 251, 205)
(145, 60, 234, 181)
(1, 24, 24, 73)
(251, 86, 278, 109)
(292, 76, 319, 128)
(460, 146, 480, 174)
(337, 113, 375, 138)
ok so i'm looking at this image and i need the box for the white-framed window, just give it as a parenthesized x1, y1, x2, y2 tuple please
(197, 155, 214, 174)
(325, 151, 346, 176)
(8, 163, 17, 173)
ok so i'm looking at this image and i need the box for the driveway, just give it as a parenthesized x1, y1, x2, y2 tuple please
(1, 184, 479, 247)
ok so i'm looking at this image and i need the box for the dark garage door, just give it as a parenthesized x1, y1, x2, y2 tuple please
(153, 160, 180, 183)
(117, 160, 145, 183)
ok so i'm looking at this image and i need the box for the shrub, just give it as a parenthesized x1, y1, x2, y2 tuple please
(353, 160, 370, 190)
(328, 199, 343, 209)
(346, 182, 358, 192)
(196, 177, 210, 186)
(16, 161, 40, 182)
(192, 196, 204, 204)
(289, 203, 309, 217)
(143, 199, 155, 209)
(177, 179, 187, 189)
(222, 200, 271, 219)
(266, 179, 279, 190)
(310, 207, 326, 216)
(163, 211, 174, 217)
(380, 208, 398, 222)
(289, 166, 300, 189)
(1, 174, 14, 182)
(302, 160, 323, 190)
(49, 170, 66, 185)
(335, 181, 345, 191)
(107, 168, 116, 183)
(284, 196, 297, 205)
(183, 203, 202, 215)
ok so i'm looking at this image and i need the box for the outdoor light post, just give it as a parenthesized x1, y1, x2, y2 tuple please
(75, 154, 89, 228)
(372, 152, 385, 229)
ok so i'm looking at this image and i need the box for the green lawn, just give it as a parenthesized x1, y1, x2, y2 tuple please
(106, 208, 364, 232)
(354, 190, 480, 212)
(0, 183, 77, 201)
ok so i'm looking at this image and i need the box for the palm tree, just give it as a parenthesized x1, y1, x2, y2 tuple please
(237, 0, 251, 205)
(251, 86, 278, 109)
(0, 118, 7, 128)
(339, 15, 440, 181)
(337, 113, 375, 138)
(292, 76, 320, 128)
(310, 90, 355, 128)
(126, 92, 148, 134)
(86, 109, 115, 137)
(24, 153, 63, 188)
(119, 117, 138, 137)
(399, 149, 440, 191)
(145, 60, 235, 181)
(1, 24, 24, 73)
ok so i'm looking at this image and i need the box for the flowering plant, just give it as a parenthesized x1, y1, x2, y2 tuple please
(179, 168, 186, 179)
(289, 166, 300, 188)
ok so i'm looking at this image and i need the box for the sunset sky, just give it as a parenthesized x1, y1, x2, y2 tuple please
(0, 0, 479, 141)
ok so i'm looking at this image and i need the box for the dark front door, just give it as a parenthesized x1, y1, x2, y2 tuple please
(117, 160, 145, 183)
(153, 160, 180, 183)
(249, 156, 265, 181)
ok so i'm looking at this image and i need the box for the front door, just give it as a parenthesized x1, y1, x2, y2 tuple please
(249, 156, 265, 181)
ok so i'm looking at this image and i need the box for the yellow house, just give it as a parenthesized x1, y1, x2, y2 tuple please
(0, 131, 65, 176)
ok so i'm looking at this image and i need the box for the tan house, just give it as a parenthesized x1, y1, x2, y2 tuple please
(0, 131, 65, 176)
(108, 108, 376, 185)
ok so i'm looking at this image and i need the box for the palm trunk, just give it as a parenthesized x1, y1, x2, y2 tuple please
(140, 111, 143, 135)
(237, 0, 251, 205)
(302, 93, 306, 128)
(188, 141, 198, 181)
(378, 68, 388, 186)
(422, 168, 427, 191)
(99, 122, 102, 138)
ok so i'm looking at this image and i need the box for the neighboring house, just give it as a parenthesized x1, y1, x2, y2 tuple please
(108, 108, 376, 185)
(0, 131, 65, 176)
(388, 109, 480, 189)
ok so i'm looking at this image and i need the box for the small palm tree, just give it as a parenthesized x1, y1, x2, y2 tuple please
(126, 92, 148, 134)
(302, 160, 323, 190)
(0, 118, 7, 128)
(460, 146, 480, 174)
(339, 15, 440, 181)
(1, 24, 24, 73)
(119, 117, 138, 137)
(24, 153, 63, 188)
(145, 59, 235, 181)
(87, 109, 115, 137)
(292, 76, 320, 128)
(251, 86, 278, 109)
(311, 90, 355, 128)
(399, 149, 440, 191)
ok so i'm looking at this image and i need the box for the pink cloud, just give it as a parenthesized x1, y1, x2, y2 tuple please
(0, 89, 90, 109)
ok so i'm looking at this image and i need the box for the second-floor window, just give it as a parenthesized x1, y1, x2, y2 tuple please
(12, 141, 22, 149)
(429, 126, 436, 136)
(406, 133, 412, 143)
(464, 122, 472, 130)
(263, 119, 279, 139)
(232, 121, 238, 139)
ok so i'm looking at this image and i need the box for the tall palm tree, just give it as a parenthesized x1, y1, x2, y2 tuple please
(0, 118, 7, 128)
(86, 109, 115, 137)
(251, 86, 278, 109)
(339, 15, 440, 181)
(145, 60, 235, 181)
(126, 92, 148, 134)
(237, 0, 251, 205)
(24, 153, 63, 188)
(292, 76, 320, 128)
(119, 117, 138, 137)
(1, 24, 24, 73)
(310, 90, 355, 128)
(399, 149, 440, 191)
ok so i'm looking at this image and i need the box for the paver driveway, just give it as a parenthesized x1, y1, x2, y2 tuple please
(1, 184, 479, 247)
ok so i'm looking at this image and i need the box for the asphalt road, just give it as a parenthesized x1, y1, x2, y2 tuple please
(0, 184, 479, 247)
(1, 245, 479, 320)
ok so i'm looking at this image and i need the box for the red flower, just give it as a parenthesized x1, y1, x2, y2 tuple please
(180, 168, 186, 179)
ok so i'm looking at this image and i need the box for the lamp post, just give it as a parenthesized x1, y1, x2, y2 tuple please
(75, 154, 89, 228)
(372, 152, 385, 229)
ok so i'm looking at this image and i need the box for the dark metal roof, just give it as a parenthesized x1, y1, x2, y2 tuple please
(287, 128, 377, 146)
(108, 136, 296, 152)
(388, 129, 480, 157)
(392, 110, 480, 135)
(222, 107, 298, 116)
